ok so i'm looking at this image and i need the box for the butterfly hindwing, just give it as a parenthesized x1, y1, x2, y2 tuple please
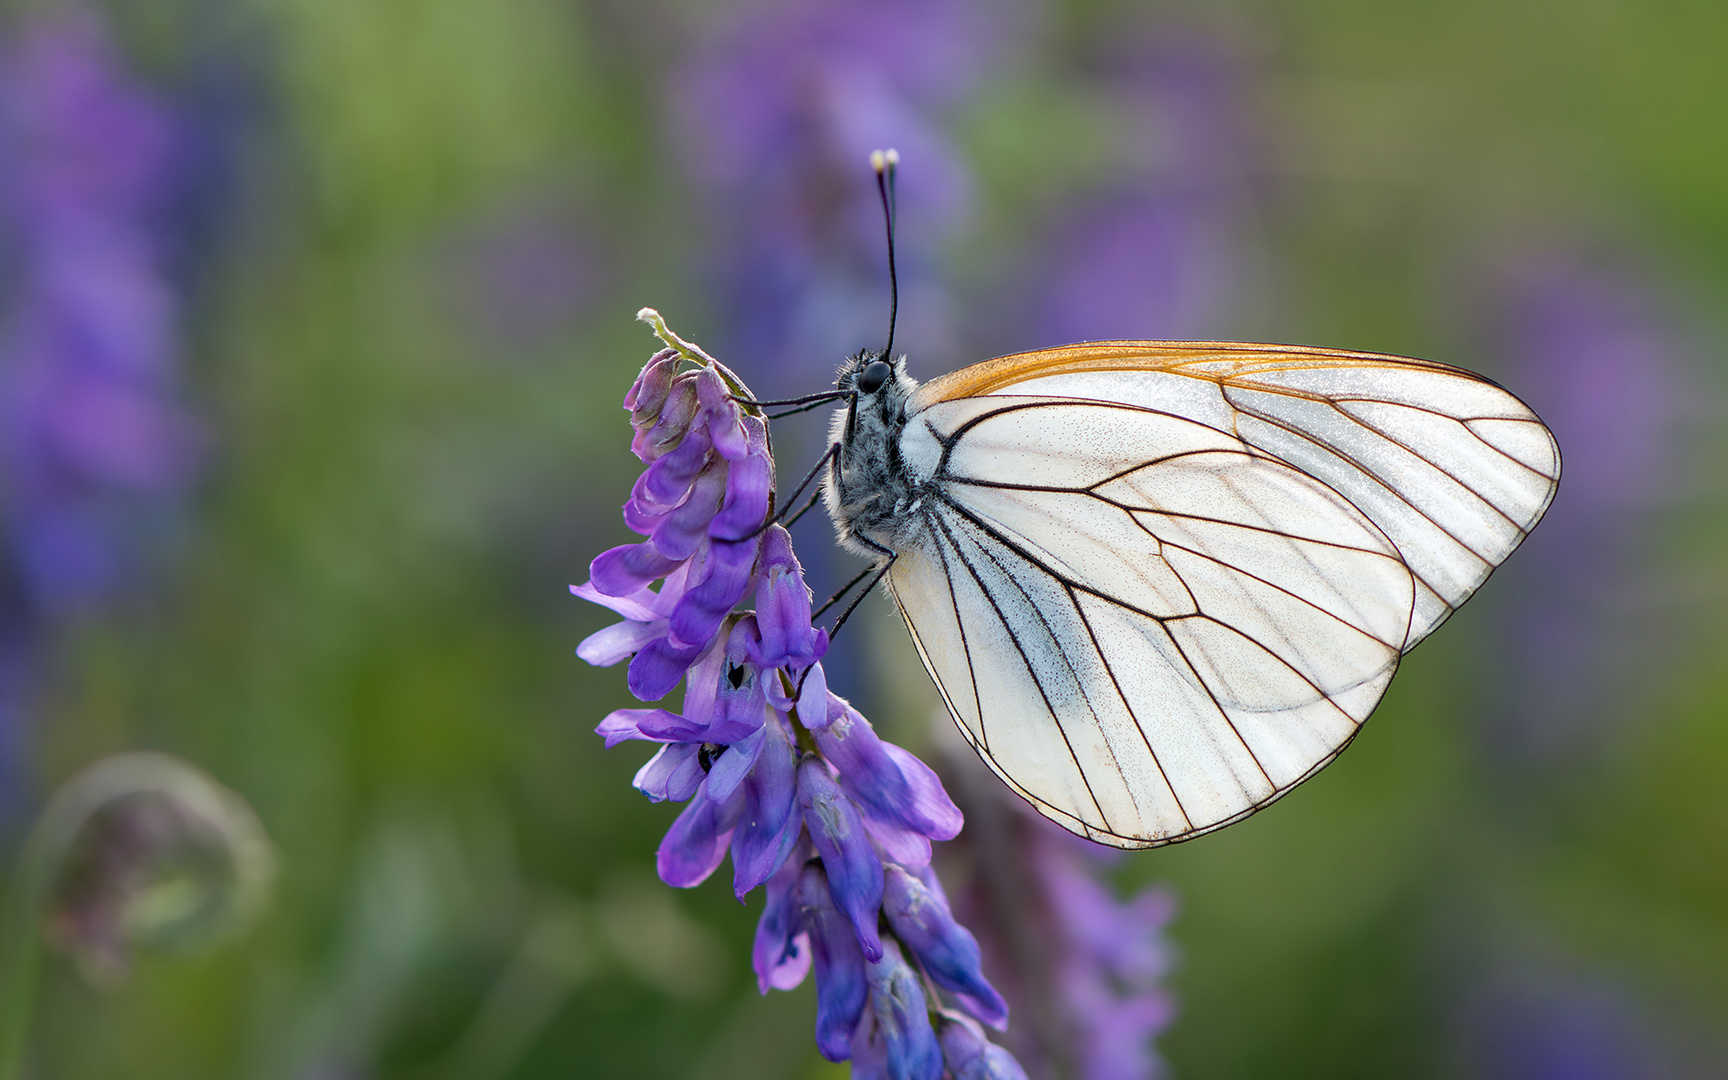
(889, 394, 1418, 847)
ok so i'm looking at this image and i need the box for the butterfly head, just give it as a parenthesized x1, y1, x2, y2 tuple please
(838, 348, 908, 396)
(836, 348, 917, 432)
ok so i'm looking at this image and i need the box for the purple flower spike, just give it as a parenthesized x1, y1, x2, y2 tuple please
(797, 862, 870, 1062)
(753, 854, 812, 993)
(860, 939, 944, 1080)
(799, 756, 884, 962)
(656, 781, 745, 888)
(815, 702, 963, 841)
(883, 864, 1008, 1029)
(730, 716, 802, 898)
(582, 317, 1038, 1073)
(937, 1011, 1030, 1080)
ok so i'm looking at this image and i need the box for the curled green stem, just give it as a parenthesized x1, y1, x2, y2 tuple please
(0, 752, 272, 1079)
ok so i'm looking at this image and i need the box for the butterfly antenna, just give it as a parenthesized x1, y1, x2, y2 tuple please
(871, 148, 900, 362)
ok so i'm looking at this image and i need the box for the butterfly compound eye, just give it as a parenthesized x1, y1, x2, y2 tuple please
(856, 359, 891, 395)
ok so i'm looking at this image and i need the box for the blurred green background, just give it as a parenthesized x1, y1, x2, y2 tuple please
(1, 0, 1723, 1077)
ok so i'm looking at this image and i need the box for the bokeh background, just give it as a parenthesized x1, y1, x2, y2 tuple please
(1, 0, 1723, 1077)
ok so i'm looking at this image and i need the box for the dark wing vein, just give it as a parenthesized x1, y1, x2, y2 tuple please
(927, 510, 1111, 830)
(1324, 399, 1535, 531)
(1219, 384, 1471, 610)
(1063, 581, 1193, 833)
(927, 516, 988, 753)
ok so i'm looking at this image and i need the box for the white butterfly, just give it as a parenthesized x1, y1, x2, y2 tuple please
(824, 338, 1559, 849)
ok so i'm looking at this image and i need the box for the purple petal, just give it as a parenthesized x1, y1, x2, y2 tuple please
(626, 635, 707, 701)
(753, 855, 811, 993)
(595, 707, 683, 748)
(635, 427, 713, 512)
(863, 816, 931, 867)
(649, 465, 728, 560)
(656, 781, 744, 887)
(798, 863, 869, 1062)
(589, 542, 681, 597)
(634, 743, 706, 803)
(667, 535, 758, 650)
(883, 865, 1008, 1030)
(750, 526, 823, 669)
(819, 690, 850, 730)
(794, 661, 829, 729)
(814, 704, 962, 841)
(706, 723, 767, 805)
(936, 1011, 1029, 1080)
(708, 451, 771, 542)
(694, 365, 750, 462)
(576, 618, 663, 667)
(569, 581, 659, 622)
(625, 348, 678, 422)
(799, 757, 884, 962)
(863, 939, 944, 1080)
(679, 630, 729, 727)
(631, 374, 699, 462)
(850, 1010, 891, 1080)
(633, 708, 758, 747)
(713, 618, 773, 733)
(623, 496, 667, 536)
(879, 742, 963, 840)
(730, 717, 802, 897)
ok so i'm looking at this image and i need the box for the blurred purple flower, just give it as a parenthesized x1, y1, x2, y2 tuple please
(672, 0, 1016, 384)
(576, 325, 1022, 1073)
(1030, 29, 1262, 348)
(940, 748, 1177, 1080)
(1458, 964, 1674, 1080)
(0, 12, 200, 617)
(1476, 252, 1685, 762)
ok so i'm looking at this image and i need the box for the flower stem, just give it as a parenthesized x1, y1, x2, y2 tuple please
(635, 307, 763, 415)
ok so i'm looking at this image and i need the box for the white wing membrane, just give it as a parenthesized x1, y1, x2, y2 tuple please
(995, 363, 1558, 646)
(890, 397, 1417, 846)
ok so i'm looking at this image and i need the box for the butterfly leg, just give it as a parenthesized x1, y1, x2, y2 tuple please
(825, 543, 898, 643)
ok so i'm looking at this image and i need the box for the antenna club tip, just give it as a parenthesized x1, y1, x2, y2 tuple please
(870, 148, 900, 173)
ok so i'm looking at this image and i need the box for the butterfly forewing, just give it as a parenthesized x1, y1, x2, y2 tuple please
(914, 342, 1560, 648)
(888, 342, 1558, 848)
